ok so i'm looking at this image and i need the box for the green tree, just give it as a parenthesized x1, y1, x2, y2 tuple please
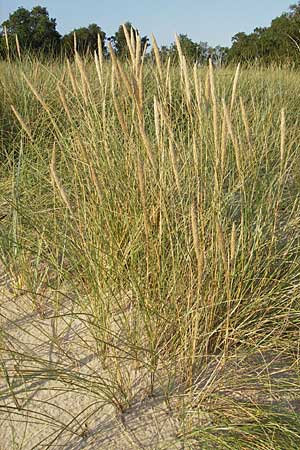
(168, 35, 210, 64)
(1, 6, 61, 55)
(210, 45, 229, 66)
(228, 2, 300, 64)
(62, 24, 106, 56)
(110, 22, 149, 58)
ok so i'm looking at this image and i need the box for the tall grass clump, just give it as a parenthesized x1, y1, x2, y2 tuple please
(0, 32, 300, 448)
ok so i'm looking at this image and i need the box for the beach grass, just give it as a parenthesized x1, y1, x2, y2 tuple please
(0, 37, 300, 448)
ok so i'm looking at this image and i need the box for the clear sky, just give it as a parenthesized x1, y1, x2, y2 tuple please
(0, 0, 293, 47)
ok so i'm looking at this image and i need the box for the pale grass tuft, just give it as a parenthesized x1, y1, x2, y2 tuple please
(1, 38, 300, 450)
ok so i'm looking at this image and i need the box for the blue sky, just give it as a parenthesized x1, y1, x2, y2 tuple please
(1, 0, 292, 47)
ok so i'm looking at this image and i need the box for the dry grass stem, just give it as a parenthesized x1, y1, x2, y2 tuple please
(3, 26, 10, 62)
(169, 141, 181, 192)
(239, 96, 251, 147)
(151, 34, 163, 82)
(10, 105, 33, 140)
(15, 34, 21, 60)
(280, 108, 286, 171)
(50, 142, 73, 214)
(209, 59, 219, 154)
(230, 63, 241, 113)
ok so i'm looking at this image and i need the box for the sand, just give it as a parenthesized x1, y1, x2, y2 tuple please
(0, 280, 181, 450)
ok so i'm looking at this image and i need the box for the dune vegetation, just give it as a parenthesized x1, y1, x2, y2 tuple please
(0, 32, 300, 449)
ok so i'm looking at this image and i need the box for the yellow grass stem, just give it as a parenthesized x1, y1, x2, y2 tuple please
(169, 141, 181, 193)
(15, 34, 21, 60)
(175, 34, 183, 64)
(130, 27, 137, 59)
(154, 96, 161, 146)
(230, 63, 241, 114)
(73, 32, 77, 53)
(193, 64, 202, 113)
(216, 219, 228, 274)
(111, 68, 129, 137)
(165, 57, 171, 90)
(182, 56, 192, 111)
(57, 83, 72, 122)
(151, 34, 163, 82)
(50, 143, 73, 214)
(10, 105, 33, 140)
(22, 73, 62, 138)
(94, 51, 102, 87)
(280, 108, 286, 172)
(75, 53, 90, 104)
(204, 69, 210, 101)
(66, 59, 78, 95)
(220, 112, 227, 178)
(135, 33, 141, 77)
(230, 222, 236, 267)
(191, 202, 204, 287)
(116, 59, 134, 97)
(209, 59, 219, 155)
(139, 123, 155, 167)
(97, 33, 103, 76)
(122, 24, 135, 65)
(136, 65, 144, 117)
(239, 96, 251, 147)
(137, 157, 150, 240)
(222, 99, 243, 182)
(3, 26, 10, 63)
(76, 139, 103, 203)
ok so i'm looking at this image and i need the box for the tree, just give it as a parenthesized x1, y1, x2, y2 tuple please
(228, 2, 300, 64)
(167, 35, 210, 64)
(210, 46, 229, 66)
(1, 6, 61, 55)
(62, 24, 106, 56)
(110, 22, 149, 58)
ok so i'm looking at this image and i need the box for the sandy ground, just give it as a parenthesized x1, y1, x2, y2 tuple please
(0, 280, 182, 450)
(1, 270, 299, 450)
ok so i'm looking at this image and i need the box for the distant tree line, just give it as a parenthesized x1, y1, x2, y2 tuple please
(0, 7, 148, 60)
(1, 3, 300, 65)
(229, 3, 300, 65)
